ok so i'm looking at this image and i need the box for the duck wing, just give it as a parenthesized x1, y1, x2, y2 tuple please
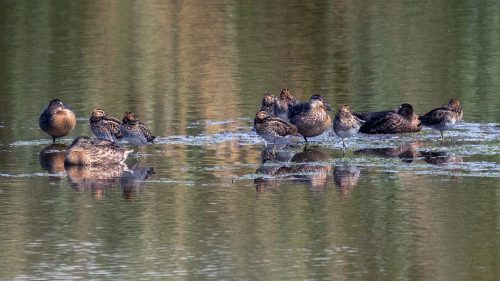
(419, 107, 450, 125)
(137, 122, 155, 143)
(352, 110, 395, 122)
(287, 102, 311, 120)
(266, 117, 299, 136)
(359, 113, 406, 134)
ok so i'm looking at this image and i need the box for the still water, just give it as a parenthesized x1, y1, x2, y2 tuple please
(0, 0, 499, 280)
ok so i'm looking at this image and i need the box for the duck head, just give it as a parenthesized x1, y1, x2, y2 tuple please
(122, 112, 138, 124)
(90, 109, 107, 121)
(397, 103, 415, 118)
(447, 99, 462, 110)
(255, 110, 269, 123)
(279, 88, 295, 102)
(310, 94, 332, 111)
(48, 99, 65, 113)
(261, 93, 276, 107)
(338, 104, 351, 113)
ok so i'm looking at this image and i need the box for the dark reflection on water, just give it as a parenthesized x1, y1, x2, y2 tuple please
(333, 163, 361, 196)
(355, 141, 423, 163)
(255, 147, 332, 191)
(120, 166, 155, 200)
(38, 144, 67, 180)
(66, 164, 126, 190)
(420, 150, 464, 166)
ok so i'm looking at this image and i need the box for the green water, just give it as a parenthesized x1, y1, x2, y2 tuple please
(0, 1, 499, 280)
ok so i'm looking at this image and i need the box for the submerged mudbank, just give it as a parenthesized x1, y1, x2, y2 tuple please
(2, 121, 499, 185)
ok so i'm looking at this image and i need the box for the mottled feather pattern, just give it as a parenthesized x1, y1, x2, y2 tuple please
(260, 93, 277, 117)
(359, 104, 421, 134)
(288, 99, 332, 138)
(275, 89, 297, 121)
(254, 111, 300, 143)
(90, 117, 122, 141)
(65, 136, 130, 166)
(121, 112, 155, 145)
(419, 99, 463, 134)
(334, 106, 361, 139)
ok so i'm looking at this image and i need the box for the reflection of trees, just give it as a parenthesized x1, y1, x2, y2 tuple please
(0, 1, 499, 280)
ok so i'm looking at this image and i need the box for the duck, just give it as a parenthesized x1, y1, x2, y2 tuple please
(359, 103, 421, 134)
(89, 109, 122, 142)
(120, 112, 156, 145)
(275, 88, 298, 122)
(259, 93, 277, 117)
(419, 99, 463, 139)
(288, 94, 332, 143)
(333, 104, 362, 148)
(39, 99, 77, 142)
(352, 108, 397, 122)
(65, 136, 132, 166)
(254, 110, 301, 144)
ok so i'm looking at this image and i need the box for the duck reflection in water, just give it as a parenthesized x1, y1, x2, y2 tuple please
(419, 150, 463, 165)
(120, 166, 155, 200)
(260, 144, 294, 164)
(66, 163, 126, 197)
(333, 163, 361, 196)
(39, 143, 68, 181)
(255, 147, 331, 191)
(355, 141, 423, 163)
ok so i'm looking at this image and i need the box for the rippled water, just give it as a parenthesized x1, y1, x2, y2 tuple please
(0, 1, 499, 280)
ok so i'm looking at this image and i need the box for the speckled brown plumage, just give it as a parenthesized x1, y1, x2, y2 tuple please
(39, 99, 77, 142)
(419, 99, 463, 139)
(259, 93, 277, 117)
(65, 136, 132, 166)
(359, 103, 421, 134)
(275, 88, 298, 122)
(333, 105, 361, 148)
(89, 109, 122, 142)
(254, 110, 300, 144)
(120, 112, 155, 145)
(288, 94, 333, 143)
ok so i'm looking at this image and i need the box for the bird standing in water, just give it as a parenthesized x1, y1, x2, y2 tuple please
(333, 104, 361, 149)
(39, 99, 77, 142)
(120, 112, 156, 145)
(89, 109, 122, 142)
(254, 110, 301, 145)
(419, 99, 463, 140)
(288, 94, 333, 143)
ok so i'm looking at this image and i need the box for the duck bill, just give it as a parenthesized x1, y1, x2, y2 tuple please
(324, 103, 332, 111)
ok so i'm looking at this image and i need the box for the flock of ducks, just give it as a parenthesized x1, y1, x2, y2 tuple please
(39, 99, 155, 166)
(253, 89, 463, 148)
(38, 92, 463, 167)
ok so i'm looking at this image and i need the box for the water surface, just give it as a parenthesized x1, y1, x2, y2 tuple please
(0, 1, 499, 280)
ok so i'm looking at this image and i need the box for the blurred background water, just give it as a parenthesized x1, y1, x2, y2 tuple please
(0, 0, 499, 280)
